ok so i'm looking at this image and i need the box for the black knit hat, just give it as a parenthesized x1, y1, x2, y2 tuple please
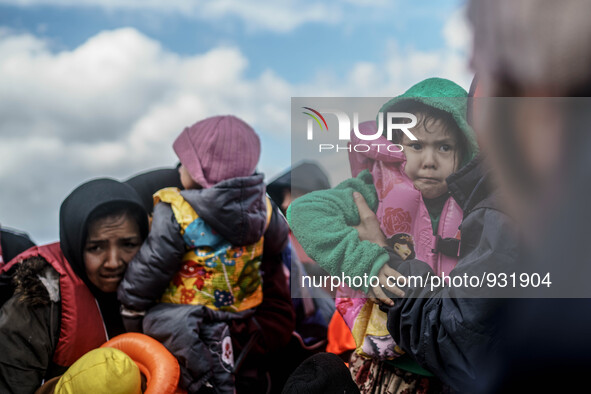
(281, 353, 360, 394)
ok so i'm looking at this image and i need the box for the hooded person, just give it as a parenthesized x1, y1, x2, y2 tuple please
(282, 352, 361, 394)
(125, 167, 183, 215)
(118, 115, 293, 393)
(267, 160, 333, 299)
(265, 161, 339, 390)
(267, 160, 333, 287)
(288, 78, 487, 392)
(467, 1, 591, 392)
(267, 161, 331, 215)
(0, 178, 148, 393)
(0, 226, 35, 267)
(0, 225, 36, 306)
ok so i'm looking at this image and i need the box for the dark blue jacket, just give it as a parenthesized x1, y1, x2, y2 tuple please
(383, 157, 520, 392)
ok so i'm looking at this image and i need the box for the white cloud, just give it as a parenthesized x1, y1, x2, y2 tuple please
(0, 0, 342, 33)
(286, 8, 473, 99)
(0, 9, 474, 243)
(347, 8, 473, 96)
(0, 28, 295, 243)
(443, 6, 472, 52)
(297, 40, 472, 99)
(343, 0, 389, 6)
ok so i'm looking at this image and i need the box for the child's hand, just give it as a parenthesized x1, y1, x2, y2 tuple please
(369, 264, 405, 306)
(353, 192, 387, 248)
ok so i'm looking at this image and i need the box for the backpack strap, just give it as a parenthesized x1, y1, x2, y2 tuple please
(431, 235, 461, 258)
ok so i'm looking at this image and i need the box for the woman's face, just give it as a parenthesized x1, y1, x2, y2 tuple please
(83, 212, 142, 293)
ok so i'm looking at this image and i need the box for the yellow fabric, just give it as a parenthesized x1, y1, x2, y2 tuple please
(154, 188, 271, 312)
(352, 303, 405, 358)
(55, 348, 141, 394)
(153, 188, 198, 235)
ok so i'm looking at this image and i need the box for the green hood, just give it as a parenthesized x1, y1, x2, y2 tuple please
(379, 77, 479, 167)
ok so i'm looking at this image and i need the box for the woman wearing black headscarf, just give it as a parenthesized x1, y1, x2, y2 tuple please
(0, 178, 148, 393)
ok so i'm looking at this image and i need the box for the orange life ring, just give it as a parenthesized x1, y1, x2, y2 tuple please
(101, 332, 185, 394)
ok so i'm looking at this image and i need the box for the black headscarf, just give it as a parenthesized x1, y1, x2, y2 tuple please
(124, 167, 183, 214)
(59, 178, 148, 337)
(266, 161, 330, 208)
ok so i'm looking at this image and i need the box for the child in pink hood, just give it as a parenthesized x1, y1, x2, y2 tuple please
(119, 115, 289, 393)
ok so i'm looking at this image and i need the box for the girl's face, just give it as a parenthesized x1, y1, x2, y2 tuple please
(393, 243, 412, 260)
(401, 119, 461, 200)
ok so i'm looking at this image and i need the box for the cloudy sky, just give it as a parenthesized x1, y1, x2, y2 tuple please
(0, 0, 472, 244)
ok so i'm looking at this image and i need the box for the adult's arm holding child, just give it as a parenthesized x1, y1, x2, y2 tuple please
(352, 166, 519, 391)
(287, 170, 390, 293)
(118, 202, 186, 312)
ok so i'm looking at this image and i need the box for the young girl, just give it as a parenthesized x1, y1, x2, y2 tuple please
(118, 115, 288, 393)
(288, 77, 478, 392)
